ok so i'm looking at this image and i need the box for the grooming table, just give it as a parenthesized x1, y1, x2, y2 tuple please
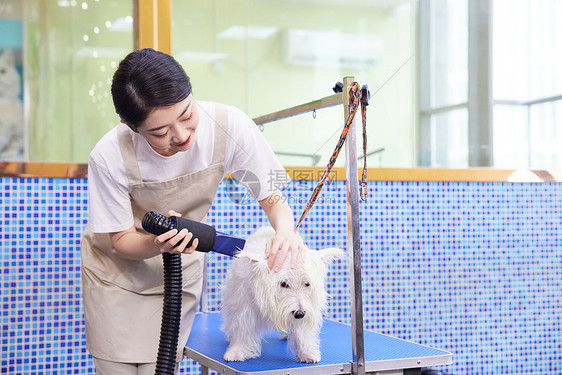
(184, 313, 452, 375)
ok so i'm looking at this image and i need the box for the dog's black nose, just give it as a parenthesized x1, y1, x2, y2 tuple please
(292, 310, 306, 319)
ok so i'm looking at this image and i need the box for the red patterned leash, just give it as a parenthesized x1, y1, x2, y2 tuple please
(295, 82, 369, 231)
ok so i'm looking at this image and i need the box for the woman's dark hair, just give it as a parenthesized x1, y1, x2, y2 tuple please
(111, 48, 192, 131)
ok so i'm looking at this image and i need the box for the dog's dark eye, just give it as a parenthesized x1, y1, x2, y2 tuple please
(280, 281, 289, 288)
(304, 282, 310, 287)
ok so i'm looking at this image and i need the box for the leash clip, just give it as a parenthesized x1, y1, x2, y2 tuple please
(361, 85, 370, 106)
(360, 182, 368, 201)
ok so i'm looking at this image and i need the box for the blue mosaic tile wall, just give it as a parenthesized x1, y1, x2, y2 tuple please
(1, 177, 561, 374)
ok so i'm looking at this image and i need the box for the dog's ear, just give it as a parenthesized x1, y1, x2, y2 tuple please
(316, 248, 345, 266)
(248, 258, 280, 325)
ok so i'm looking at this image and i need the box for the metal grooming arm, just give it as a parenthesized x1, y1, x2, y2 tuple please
(343, 76, 366, 375)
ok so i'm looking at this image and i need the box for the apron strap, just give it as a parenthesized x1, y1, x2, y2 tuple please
(117, 124, 143, 185)
(211, 103, 228, 165)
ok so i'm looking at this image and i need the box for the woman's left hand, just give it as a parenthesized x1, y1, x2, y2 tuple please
(265, 230, 306, 272)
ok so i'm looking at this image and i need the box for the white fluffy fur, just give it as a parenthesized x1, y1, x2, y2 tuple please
(221, 226, 343, 363)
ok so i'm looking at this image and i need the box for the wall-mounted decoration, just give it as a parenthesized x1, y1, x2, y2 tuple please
(0, 0, 24, 160)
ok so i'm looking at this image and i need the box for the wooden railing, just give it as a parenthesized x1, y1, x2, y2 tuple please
(1, 161, 560, 182)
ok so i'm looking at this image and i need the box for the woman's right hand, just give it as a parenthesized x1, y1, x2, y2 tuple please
(153, 210, 199, 254)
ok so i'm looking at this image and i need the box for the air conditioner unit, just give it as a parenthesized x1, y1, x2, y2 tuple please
(283, 28, 383, 69)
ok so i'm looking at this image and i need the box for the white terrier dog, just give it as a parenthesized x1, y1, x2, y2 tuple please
(221, 226, 344, 363)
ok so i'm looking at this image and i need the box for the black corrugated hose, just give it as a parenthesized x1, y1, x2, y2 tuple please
(142, 212, 183, 375)
(142, 211, 217, 375)
(156, 252, 183, 375)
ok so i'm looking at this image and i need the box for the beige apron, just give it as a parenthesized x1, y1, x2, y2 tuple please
(81, 103, 227, 363)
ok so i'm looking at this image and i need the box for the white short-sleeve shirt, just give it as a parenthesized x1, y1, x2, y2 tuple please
(87, 100, 288, 233)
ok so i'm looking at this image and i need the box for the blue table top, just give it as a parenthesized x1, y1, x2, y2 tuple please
(184, 313, 452, 375)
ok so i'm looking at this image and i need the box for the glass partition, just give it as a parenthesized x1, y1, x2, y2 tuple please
(492, 0, 562, 169)
(2, 0, 561, 169)
(23, 0, 132, 162)
(431, 108, 469, 168)
(171, 0, 416, 168)
(418, 0, 470, 167)
(420, 0, 562, 169)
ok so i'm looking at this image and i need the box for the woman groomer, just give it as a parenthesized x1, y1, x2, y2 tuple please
(81, 48, 305, 374)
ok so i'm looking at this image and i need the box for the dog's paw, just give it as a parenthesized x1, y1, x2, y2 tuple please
(223, 345, 257, 362)
(296, 349, 321, 363)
